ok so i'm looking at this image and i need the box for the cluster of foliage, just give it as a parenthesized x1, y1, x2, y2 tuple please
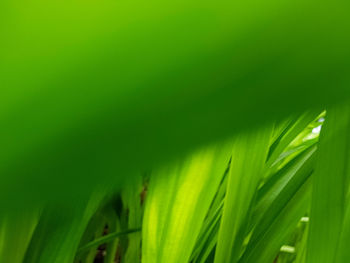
(3, 108, 350, 263)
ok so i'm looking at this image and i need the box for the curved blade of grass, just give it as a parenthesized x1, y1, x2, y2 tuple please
(307, 104, 350, 263)
(251, 146, 316, 231)
(121, 176, 143, 263)
(239, 146, 314, 263)
(0, 211, 39, 263)
(267, 111, 320, 168)
(336, 196, 350, 262)
(142, 141, 232, 263)
(23, 191, 106, 263)
(239, 176, 311, 263)
(214, 126, 272, 263)
(191, 166, 229, 261)
(76, 206, 119, 263)
(294, 221, 309, 263)
(77, 228, 141, 254)
(191, 200, 223, 263)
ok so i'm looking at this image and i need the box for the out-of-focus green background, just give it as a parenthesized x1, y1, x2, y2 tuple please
(1, 0, 349, 209)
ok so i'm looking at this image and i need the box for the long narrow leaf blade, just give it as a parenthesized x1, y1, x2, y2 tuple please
(307, 104, 350, 263)
(214, 127, 272, 263)
(142, 142, 232, 263)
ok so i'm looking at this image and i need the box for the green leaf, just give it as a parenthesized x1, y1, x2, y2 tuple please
(239, 148, 314, 263)
(77, 228, 141, 254)
(0, 210, 38, 263)
(307, 104, 350, 263)
(251, 146, 316, 230)
(142, 141, 232, 263)
(214, 126, 272, 263)
(336, 196, 350, 262)
(122, 176, 143, 263)
(23, 191, 106, 263)
(267, 111, 319, 168)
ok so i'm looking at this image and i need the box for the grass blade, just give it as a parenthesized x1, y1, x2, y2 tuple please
(142, 141, 232, 263)
(307, 104, 350, 263)
(214, 126, 272, 263)
(77, 228, 141, 254)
